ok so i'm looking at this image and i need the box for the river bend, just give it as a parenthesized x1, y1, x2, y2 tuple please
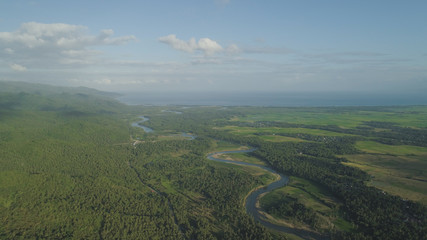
(132, 116, 324, 239)
(207, 149, 326, 240)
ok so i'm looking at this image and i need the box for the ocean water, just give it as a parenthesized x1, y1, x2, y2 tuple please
(117, 91, 427, 107)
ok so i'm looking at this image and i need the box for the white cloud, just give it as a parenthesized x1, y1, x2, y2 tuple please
(4, 48, 14, 54)
(10, 63, 27, 72)
(61, 49, 101, 58)
(0, 22, 136, 49)
(0, 22, 136, 67)
(159, 34, 224, 56)
(226, 44, 240, 54)
(158, 34, 197, 53)
(197, 38, 223, 55)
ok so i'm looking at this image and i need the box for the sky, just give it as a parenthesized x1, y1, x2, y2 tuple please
(1, 0, 426, 94)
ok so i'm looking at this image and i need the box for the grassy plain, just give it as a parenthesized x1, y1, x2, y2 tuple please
(258, 135, 306, 142)
(210, 140, 245, 152)
(235, 106, 427, 128)
(218, 152, 267, 166)
(219, 125, 353, 136)
(342, 141, 427, 204)
(212, 161, 277, 187)
(225, 106, 427, 205)
(208, 150, 277, 189)
(355, 141, 427, 155)
(260, 176, 353, 233)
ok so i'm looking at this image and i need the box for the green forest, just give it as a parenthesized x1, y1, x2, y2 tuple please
(0, 81, 426, 240)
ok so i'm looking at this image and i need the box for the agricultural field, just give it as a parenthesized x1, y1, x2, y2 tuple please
(234, 106, 427, 128)
(215, 105, 427, 238)
(218, 125, 354, 137)
(342, 141, 427, 204)
(221, 106, 427, 206)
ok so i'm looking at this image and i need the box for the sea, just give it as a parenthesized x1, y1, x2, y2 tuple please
(117, 91, 427, 107)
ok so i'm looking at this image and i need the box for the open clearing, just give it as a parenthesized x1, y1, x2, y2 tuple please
(260, 176, 354, 233)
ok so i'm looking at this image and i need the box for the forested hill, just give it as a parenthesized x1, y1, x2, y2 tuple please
(0, 81, 120, 98)
(0, 82, 275, 239)
(0, 81, 124, 117)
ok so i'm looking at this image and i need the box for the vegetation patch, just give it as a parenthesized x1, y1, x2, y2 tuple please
(210, 140, 243, 152)
(259, 135, 306, 142)
(220, 152, 267, 166)
(220, 125, 353, 137)
(236, 106, 427, 128)
(343, 154, 427, 204)
(260, 176, 351, 233)
(355, 141, 427, 155)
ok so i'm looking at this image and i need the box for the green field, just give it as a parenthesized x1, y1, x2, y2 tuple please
(218, 152, 267, 166)
(236, 106, 427, 128)
(258, 135, 306, 142)
(224, 111, 427, 206)
(355, 141, 427, 155)
(210, 140, 245, 152)
(219, 125, 353, 136)
(343, 156, 427, 204)
(260, 176, 353, 233)
(338, 140, 427, 204)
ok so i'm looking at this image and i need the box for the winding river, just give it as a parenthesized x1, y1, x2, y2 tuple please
(132, 116, 196, 140)
(132, 116, 325, 239)
(208, 150, 326, 239)
(131, 116, 153, 133)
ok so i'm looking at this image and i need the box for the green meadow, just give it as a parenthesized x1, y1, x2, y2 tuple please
(219, 152, 267, 166)
(236, 106, 427, 128)
(260, 176, 353, 233)
(223, 106, 427, 206)
(355, 141, 427, 155)
(258, 135, 306, 143)
(342, 142, 427, 204)
(219, 125, 353, 136)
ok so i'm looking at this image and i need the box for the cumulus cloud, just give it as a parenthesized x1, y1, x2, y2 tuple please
(198, 38, 223, 55)
(0, 22, 136, 67)
(159, 34, 224, 56)
(158, 34, 197, 53)
(10, 63, 27, 72)
(0, 22, 135, 49)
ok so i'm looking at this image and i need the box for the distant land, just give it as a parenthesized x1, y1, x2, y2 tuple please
(117, 91, 427, 107)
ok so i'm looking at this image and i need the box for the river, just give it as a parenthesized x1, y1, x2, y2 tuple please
(131, 116, 153, 133)
(207, 149, 326, 240)
(132, 116, 325, 239)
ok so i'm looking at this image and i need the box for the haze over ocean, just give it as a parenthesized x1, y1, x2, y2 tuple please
(117, 91, 427, 107)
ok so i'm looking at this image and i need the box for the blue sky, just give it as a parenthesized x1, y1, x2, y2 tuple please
(1, 0, 426, 93)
